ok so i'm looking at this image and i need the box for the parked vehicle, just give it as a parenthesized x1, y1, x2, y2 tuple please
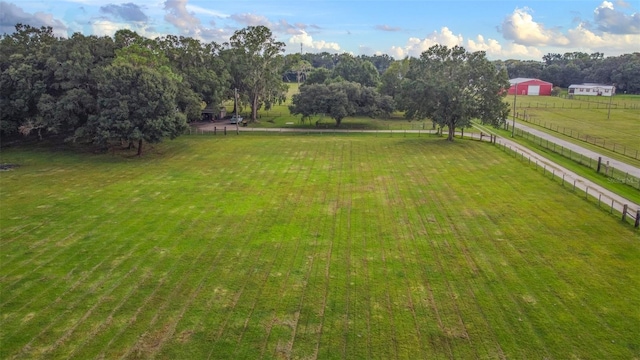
(230, 115, 243, 124)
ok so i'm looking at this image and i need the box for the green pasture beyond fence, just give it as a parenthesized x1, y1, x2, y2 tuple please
(515, 114, 640, 160)
(510, 126, 640, 191)
(512, 95, 640, 110)
(496, 140, 640, 228)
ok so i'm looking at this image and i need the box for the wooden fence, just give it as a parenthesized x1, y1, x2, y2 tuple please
(510, 126, 640, 190)
(516, 116, 639, 160)
(496, 140, 639, 228)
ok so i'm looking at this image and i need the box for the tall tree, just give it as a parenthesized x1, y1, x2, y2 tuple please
(333, 54, 381, 87)
(0, 24, 57, 137)
(83, 63, 186, 155)
(379, 58, 410, 99)
(399, 45, 509, 141)
(157, 35, 229, 116)
(289, 82, 393, 127)
(227, 26, 287, 122)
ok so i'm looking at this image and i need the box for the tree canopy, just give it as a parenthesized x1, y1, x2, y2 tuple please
(225, 26, 287, 122)
(399, 45, 509, 141)
(84, 63, 187, 156)
(289, 82, 394, 127)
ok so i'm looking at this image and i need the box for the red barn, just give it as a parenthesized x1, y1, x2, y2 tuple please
(508, 78, 552, 96)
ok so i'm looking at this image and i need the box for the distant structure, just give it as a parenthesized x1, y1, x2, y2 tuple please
(568, 83, 615, 97)
(508, 78, 553, 96)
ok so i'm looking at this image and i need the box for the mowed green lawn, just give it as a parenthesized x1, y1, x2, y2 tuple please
(1, 135, 639, 359)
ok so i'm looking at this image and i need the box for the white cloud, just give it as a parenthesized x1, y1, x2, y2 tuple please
(500, 7, 570, 46)
(375, 24, 401, 32)
(387, 27, 463, 58)
(162, 0, 231, 42)
(164, 0, 200, 35)
(185, 4, 227, 18)
(229, 13, 271, 27)
(91, 19, 161, 38)
(288, 31, 340, 52)
(466, 34, 542, 60)
(566, 22, 640, 53)
(593, 0, 640, 34)
(0, 1, 67, 36)
(495, 4, 639, 57)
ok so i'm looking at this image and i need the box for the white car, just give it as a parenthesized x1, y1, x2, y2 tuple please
(230, 115, 243, 124)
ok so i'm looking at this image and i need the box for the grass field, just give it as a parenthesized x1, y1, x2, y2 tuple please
(506, 94, 640, 164)
(2, 135, 639, 359)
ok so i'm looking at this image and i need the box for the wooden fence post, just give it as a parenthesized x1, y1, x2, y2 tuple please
(635, 210, 640, 228)
(597, 157, 602, 173)
(622, 204, 628, 221)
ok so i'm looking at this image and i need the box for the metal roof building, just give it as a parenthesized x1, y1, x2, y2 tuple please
(568, 84, 615, 97)
(508, 78, 553, 96)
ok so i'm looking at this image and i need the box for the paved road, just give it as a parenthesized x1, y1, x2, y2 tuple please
(512, 121, 640, 179)
(192, 122, 639, 216)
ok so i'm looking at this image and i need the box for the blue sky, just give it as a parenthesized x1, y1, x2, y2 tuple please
(1, 0, 638, 60)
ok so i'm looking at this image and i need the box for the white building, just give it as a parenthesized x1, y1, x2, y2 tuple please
(568, 83, 615, 97)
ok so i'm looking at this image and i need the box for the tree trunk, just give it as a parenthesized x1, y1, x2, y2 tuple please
(252, 93, 259, 122)
(447, 125, 455, 141)
(137, 139, 143, 156)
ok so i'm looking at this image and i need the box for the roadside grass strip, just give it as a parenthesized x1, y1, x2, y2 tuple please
(1, 135, 639, 359)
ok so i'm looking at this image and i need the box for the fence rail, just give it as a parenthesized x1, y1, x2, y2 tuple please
(187, 125, 497, 142)
(509, 126, 640, 191)
(516, 115, 640, 160)
(496, 140, 639, 228)
(513, 98, 640, 110)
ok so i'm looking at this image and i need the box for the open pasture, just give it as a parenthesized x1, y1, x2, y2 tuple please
(507, 95, 640, 162)
(1, 135, 639, 359)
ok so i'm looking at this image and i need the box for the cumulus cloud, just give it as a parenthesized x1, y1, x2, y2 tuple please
(91, 19, 160, 39)
(593, 1, 640, 34)
(288, 30, 340, 52)
(389, 27, 463, 58)
(0, 1, 67, 36)
(100, 3, 148, 22)
(162, 0, 230, 42)
(500, 7, 570, 46)
(566, 22, 640, 53)
(375, 24, 401, 32)
(164, 0, 200, 35)
(467, 34, 542, 59)
(229, 13, 270, 27)
(494, 4, 639, 57)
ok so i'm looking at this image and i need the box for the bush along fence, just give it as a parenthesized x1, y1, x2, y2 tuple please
(509, 126, 640, 191)
(495, 140, 640, 228)
(516, 114, 639, 160)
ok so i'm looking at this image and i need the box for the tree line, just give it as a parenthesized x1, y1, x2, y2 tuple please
(495, 52, 640, 93)
(289, 45, 510, 140)
(0, 24, 285, 154)
(2, 22, 637, 152)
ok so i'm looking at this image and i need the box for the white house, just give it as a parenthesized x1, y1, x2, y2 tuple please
(568, 83, 615, 97)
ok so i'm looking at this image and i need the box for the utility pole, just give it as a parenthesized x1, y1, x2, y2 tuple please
(512, 82, 517, 137)
(607, 84, 615, 119)
(235, 88, 239, 131)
